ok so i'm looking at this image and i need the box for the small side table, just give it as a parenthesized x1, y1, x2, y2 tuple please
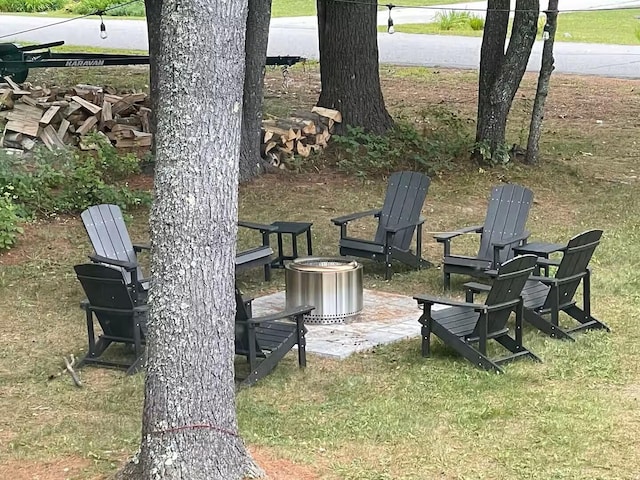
(269, 221, 313, 269)
(514, 242, 566, 275)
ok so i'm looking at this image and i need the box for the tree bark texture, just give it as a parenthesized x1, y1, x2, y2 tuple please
(525, 0, 558, 164)
(475, 0, 539, 161)
(239, 0, 272, 182)
(138, 2, 254, 479)
(316, 0, 393, 135)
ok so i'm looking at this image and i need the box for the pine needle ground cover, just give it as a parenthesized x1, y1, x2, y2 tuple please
(1, 64, 639, 479)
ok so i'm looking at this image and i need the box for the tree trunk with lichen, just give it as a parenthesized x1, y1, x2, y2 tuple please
(316, 0, 393, 135)
(474, 0, 539, 163)
(525, 0, 558, 164)
(113, 2, 265, 479)
(239, 0, 273, 182)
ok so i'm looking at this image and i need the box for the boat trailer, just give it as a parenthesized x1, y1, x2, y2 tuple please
(0, 41, 305, 83)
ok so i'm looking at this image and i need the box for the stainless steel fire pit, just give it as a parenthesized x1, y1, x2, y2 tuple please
(285, 257, 363, 324)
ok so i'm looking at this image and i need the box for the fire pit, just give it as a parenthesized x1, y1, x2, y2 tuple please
(285, 257, 363, 324)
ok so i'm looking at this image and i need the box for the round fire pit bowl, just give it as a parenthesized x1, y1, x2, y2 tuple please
(285, 257, 363, 324)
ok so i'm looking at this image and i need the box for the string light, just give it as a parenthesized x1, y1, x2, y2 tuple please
(99, 13, 108, 39)
(387, 4, 395, 34)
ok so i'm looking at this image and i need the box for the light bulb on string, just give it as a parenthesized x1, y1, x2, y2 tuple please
(99, 14, 108, 39)
(387, 4, 395, 34)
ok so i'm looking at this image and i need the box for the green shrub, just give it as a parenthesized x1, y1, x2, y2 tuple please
(68, 0, 145, 16)
(435, 10, 472, 30)
(333, 108, 472, 179)
(0, 0, 64, 12)
(0, 193, 23, 250)
(469, 16, 485, 31)
(0, 140, 151, 219)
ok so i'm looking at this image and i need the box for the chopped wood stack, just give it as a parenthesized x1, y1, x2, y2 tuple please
(0, 77, 152, 151)
(261, 106, 341, 167)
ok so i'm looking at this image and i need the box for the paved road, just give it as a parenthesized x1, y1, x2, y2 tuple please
(1, 0, 640, 79)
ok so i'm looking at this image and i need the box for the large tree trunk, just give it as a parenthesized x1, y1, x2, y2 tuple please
(134, 2, 259, 479)
(475, 0, 539, 162)
(525, 0, 558, 164)
(316, 0, 393, 135)
(239, 0, 272, 182)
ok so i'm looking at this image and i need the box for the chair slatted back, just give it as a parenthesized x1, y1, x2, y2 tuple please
(74, 263, 136, 339)
(478, 184, 533, 262)
(81, 204, 143, 284)
(374, 171, 431, 251)
(542, 229, 602, 311)
(474, 254, 538, 336)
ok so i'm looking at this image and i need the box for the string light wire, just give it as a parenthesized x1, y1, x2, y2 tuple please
(0, 0, 142, 40)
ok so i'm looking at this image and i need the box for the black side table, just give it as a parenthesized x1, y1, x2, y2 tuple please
(514, 242, 566, 275)
(269, 221, 313, 269)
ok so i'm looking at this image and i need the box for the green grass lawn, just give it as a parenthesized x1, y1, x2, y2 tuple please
(392, 8, 640, 44)
(270, 0, 463, 18)
(2, 63, 640, 479)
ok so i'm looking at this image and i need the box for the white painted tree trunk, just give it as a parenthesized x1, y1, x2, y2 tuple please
(137, 1, 258, 479)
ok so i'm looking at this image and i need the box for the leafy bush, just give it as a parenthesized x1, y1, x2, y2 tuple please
(0, 193, 23, 250)
(469, 16, 485, 31)
(333, 108, 472, 179)
(435, 10, 472, 30)
(0, 0, 64, 12)
(0, 139, 151, 221)
(68, 0, 145, 16)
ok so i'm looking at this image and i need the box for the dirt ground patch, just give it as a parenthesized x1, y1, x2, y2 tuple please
(0, 456, 94, 480)
(248, 446, 321, 480)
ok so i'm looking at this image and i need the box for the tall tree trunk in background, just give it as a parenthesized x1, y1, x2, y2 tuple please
(134, 2, 261, 479)
(239, 0, 272, 182)
(316, 0, 393, 135)
(475, 0, 539, 163)
(525, 0, 558, 164)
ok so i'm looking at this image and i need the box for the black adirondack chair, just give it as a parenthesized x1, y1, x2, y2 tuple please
(83, 204, 275, 283)
(81, 204, 150, 293)
(235, 286, 314, 387)
(331, 171, 432, 280)
(520, 229, 609, 340)
(435, 184, 533, 291)
(73, 263, 147, 375)
(414, 255, 540, 373)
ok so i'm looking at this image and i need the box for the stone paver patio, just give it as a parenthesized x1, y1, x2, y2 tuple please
(251, 289, 447, 359)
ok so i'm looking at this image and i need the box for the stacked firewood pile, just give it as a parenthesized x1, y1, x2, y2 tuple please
(0, 76, 342, 160)
(261, 106, 341, 167)
(0, 77, 151, 152)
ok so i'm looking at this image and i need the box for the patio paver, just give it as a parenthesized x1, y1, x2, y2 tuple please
(251, 289, 447, 359)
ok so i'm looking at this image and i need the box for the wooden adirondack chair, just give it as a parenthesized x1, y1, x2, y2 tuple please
(331, 171, 432, 280)
(236, 220, 277, 281)
(74, 263, 147, 375)
(520, 229, 609, 340)
(81, 204, 150, 293)
(435, 184, 533, 291)
(414, 255, 540, 373)
(235, 286, 314, 387)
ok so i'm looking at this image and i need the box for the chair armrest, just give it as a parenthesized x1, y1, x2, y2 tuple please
(248, 305, 315, 324)
(464, 281, 492, 293)
(492, 230, 530, 249)
(537, 258, 561, 268)
(414, 293, 486, 311)
(133, 243, 150, 252)
(529, 271, 586, 287)
(331, 209, 381, 225)
(433, 225, 484, 242)
(89, 253, 137, 271)
(238, 220, 278, 233)
(383, 219, 422, 234)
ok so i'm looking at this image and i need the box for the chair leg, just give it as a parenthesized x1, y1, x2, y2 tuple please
(443, 270, 451, 292)
(421, 323, 431, 357)
(295, 314, 307, 368)
(523, 308, 575, 341)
